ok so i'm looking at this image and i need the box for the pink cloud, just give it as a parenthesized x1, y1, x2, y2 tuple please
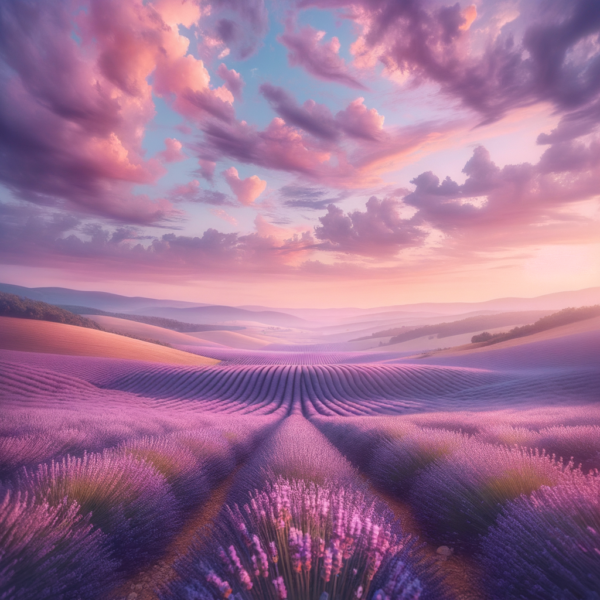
(197, 93, 463, 190)
(210, 208, 238, 225)
(169, 180, 233, 205)
(335, 98, 385, 141)
(304, 0, 600, 127)
(223, 167, 267, 205)
(158, 138, 185, 163)
(198, 159, 217, 182)
(0, 0, 242, 223)
(315, 197, 425, 257)
(279, 23, 367, 90)
(217, 63, 244, 100)
(197, 0, 269, 61)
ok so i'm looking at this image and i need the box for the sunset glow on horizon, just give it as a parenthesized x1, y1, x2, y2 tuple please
(1, 0, 599, 307)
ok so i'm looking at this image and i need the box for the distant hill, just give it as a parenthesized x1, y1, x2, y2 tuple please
(134, 305, 308, 328)
(0, 283, 203, 312)
(60, 305, 244, 333)
(359, 311, 552, 345)
(0, 293, 171, 347)
(0, 292, 103, 330)
(472, 305, 600, 346)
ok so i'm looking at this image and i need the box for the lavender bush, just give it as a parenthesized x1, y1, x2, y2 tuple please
(536, 425, 600, 472)
(18, 451, 181, 570)
(480, 477, 600, 599)
(0, 488, 117, 599)
(231, 417, 357, 498)
(119, 436, 211, 510)
(368, 429, 467, 497)
(164, 478, 430, 600)
(410, 442, 583, 550)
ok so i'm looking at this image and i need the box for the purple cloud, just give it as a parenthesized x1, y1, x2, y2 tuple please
(217, 63, 244, 100)
(259, 84, 339, 140)
(200, 0, 269, 59)
(279, 23, 367, 90)
(315, 197, 425, 256)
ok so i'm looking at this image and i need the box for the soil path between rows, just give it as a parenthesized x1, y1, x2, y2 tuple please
(363, 479, 487, 600)
(111, 467, 240, 600)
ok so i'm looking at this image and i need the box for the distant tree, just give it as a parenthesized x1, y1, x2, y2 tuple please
(472, 331, 494, 343)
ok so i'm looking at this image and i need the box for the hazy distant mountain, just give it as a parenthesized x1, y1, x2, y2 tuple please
(0, 283, 205, 312)
(240, 287, 600, 321)
(3, 281, 598, 328)
(133, 305, 308, 328)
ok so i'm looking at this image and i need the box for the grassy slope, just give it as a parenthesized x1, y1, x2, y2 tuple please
(0, 317, 219, 366)
(472, 305, 600, 346)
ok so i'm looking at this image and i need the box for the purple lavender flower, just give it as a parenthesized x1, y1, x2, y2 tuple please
(480, 477, 600, 598)
(18, 450, 180, 570)
(162, 478, 426, 600)
(410, 441, 584, 551)
(0, 488, 117, 599)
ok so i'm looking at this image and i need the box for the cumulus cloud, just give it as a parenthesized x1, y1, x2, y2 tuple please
(222, 167, 267, 205)
(279, 22, 367, 89)
(335, 98, 385, 141)
(300, 0, 600, 128)
(158, 138, 186, 163)
(169, 180, 234, 205)
(315, 197, 425, 256)
(198, 0, 269, 60)
(217, 63, 244, 100)
(197, 88, 447, 189)
(0, 202, 316, 278)
(0, 0, 236, 223)
(260, 84, 339, 141)
(280, 185, 349, 210)
(403, 141, 600, 247)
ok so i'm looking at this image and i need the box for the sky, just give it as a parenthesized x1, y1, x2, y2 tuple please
(0, 0, 599, 308)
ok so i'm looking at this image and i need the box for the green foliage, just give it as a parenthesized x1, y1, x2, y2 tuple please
(0, 292, 103, 330)
(59, 305, 244, 332)
(357, 311, 549, 345)
(0, 292, 171, 347)
(471, 305, 600, 346)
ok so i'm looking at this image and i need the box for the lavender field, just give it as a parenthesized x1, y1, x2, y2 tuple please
(1, 306, 600, 600)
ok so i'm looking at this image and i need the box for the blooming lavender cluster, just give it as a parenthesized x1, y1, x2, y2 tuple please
(410, 442, 584, 550)
(165, 478, 426, 600)
(0, 414, 272, 599)
(369, 429, 467, 497)
(231, 417, 358, 499)
(480, 476, 600, 598)
(18, 450, 182, 570)
(0, 487, 117, 599)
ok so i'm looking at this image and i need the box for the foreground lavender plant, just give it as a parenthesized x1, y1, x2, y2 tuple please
(0, 488, 117, 599)
(119, 436, 211, 510)
(164, 478, 427, 600)
(410, 442, 583, 550)
(369, 429, 466, 497)
(480, 477, 600, 599)
(18, 451, 180, 570)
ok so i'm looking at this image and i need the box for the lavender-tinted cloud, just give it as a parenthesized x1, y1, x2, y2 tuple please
(280, 185, 349, 210)
(217, 63, 244, 100)
(315, 197, 425, 256)
(260, 84, 339, 141)
(404, 139, 600, 242)
(199, 0, 268, 60)
(0, 0, 236, 223)
(300, 0, 600, 126)
(279, 22, 367, 90)
(169, 180, 235, 206)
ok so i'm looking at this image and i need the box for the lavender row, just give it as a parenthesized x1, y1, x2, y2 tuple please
(1, 415, 278, 598)
(162, 475, 443, 599)
(315, 414, 597, 553)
